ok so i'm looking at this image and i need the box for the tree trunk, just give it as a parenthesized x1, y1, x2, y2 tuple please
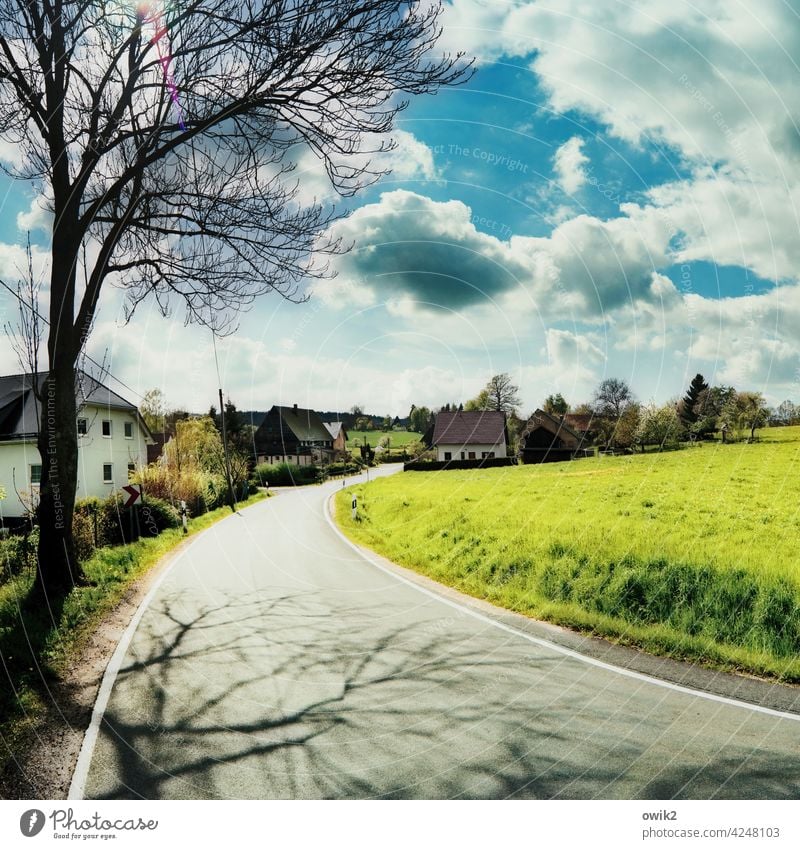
(34, 362, 83, 600)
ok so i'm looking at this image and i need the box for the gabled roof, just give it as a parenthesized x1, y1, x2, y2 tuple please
(272, 405, 331, 443)
(525, 409, 583, 442)
(0, 370, 147, 440)
(323, 421, 347, 441)
(432, 410, 506, 446)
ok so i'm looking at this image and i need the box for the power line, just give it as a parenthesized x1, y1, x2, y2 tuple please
(0, 276, 147, 402)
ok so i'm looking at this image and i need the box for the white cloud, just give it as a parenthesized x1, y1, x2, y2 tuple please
(552, 137, 589, 194)
(294, 129, 438, 206)
(17, 194, 53, 235)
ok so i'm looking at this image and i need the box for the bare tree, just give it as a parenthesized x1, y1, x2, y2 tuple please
(0, 0, 470, 598)
(592, 377, 634, 419)
(484, 373, 521, 414)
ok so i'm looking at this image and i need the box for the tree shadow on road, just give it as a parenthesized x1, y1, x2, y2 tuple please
(86, 590, 800, 800)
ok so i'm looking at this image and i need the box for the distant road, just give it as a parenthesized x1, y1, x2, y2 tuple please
(75, 465, 800, 799)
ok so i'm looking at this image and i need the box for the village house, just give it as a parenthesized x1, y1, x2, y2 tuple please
(429, 409, 508, 462)
(323, 421, 348, 458)
(253, 404, 334, 466)
(519, 409, 589, 463)
(0, 371, 153, 520)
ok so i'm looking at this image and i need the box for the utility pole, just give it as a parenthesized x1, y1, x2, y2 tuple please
(219, 388, 237, 512)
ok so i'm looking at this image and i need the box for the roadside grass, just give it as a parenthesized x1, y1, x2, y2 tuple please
(0, 491, 266, 778)
(335, 427, 800, 681)
(347, 429, 419, 449)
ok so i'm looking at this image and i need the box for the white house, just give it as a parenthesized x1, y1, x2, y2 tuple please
(0, 371, 153, 520)
(430, 410, 508, 462)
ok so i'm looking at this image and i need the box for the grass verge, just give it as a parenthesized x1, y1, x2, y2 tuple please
(334, 430, 800, 682)
(0, 491, 267, 779)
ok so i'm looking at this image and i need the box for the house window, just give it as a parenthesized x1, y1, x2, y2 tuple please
(127, 463, 135, 478)
(124, 421, 133, 439)
(443, 452, 452, 461)
(103, 463, 113, 483)
(460, 452, 465, 460)
(30, 464, 42, 485)
(468, 451, 476, 460)
(102, 420, 112, 437)
(77, 418, 87, 435)
(481, 451, 495, 459)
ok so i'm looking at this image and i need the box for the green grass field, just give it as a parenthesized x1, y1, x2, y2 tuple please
(346, 429, 420, 449)
(336, 428, 800, 680)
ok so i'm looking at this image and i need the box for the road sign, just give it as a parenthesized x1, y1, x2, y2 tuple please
(351, 496, 357, 520)
(122, 484, 142, 508)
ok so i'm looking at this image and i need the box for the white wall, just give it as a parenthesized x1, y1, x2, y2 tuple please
(436, 441, 507, 462)
(0, 404, 149, 519)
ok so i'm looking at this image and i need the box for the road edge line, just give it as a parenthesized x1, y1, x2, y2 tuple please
(324, 492, 800, 723)
(67, 498, 267, 800)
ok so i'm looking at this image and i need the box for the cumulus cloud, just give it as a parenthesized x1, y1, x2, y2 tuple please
(440, 0, 800, 288)
(552, 137, 588, 194)
(329, 189, 530, 309)
(328, 189, 673, 317)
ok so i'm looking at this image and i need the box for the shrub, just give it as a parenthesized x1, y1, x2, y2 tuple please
(0, 528, 39, 584)
(133, 463, 226, 516)
(253, 462, 322, 486)
(139, 497, 180, 537)
(98, 494, 179, 545)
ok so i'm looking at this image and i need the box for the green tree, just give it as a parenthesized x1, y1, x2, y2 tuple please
(636, 402, 682, 451)
(409, 406, 432, 433)
(140, 388, 167, 434)
(722, 391, 769, 442)
(464, 390, 490, 411)
(543, 393, 569, 416)
(678, 374, 709, 425)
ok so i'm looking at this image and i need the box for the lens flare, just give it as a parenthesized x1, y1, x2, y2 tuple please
(137, 2, 186, 130)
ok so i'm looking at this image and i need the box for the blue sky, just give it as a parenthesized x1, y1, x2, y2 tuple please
(2, 0, 799, 416)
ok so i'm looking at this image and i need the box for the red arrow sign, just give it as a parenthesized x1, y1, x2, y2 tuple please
(122, 484, 141, 508)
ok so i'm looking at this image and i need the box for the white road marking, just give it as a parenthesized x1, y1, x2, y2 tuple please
(324, 492, 800, 723)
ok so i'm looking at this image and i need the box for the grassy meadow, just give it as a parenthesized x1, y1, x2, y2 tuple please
(346, 429, 420, 449)
(335, 427, 800, 680)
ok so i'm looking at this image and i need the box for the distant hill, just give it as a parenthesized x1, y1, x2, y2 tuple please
(241, 409, 410, 429)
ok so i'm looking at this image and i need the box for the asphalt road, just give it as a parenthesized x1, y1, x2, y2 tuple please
(76, 466, 800, 799)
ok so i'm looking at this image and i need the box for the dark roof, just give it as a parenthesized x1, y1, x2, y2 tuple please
(432, 410, 506, 446)
(258, 405, 331, 444)
(0, 370, 145, 440)
(525, 409, 583, 442)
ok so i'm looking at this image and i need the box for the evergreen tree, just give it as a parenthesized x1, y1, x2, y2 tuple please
(680, 374, 709, 424)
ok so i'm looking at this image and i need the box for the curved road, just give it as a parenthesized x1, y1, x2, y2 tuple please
(74, 467, 800, 799)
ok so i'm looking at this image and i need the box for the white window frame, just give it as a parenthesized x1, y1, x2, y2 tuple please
(77, 417, 87, 435)
(103, 463, 113, 483)
(124, 421, 134, 439)
(102, 419, 112, 438)
(30, 464, 42, 486)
